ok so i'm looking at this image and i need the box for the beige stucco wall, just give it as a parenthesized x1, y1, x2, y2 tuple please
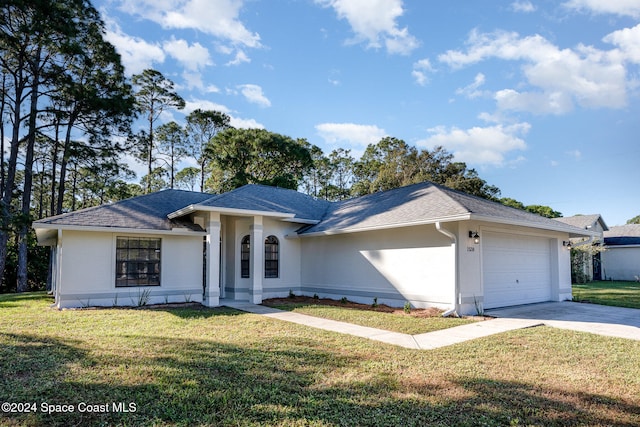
(56, 230, 204, 308)
(300, 224, 455, 309)
(602, 246, 640, 281)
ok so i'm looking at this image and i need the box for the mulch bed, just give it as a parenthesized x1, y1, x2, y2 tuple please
(262, 295, 446, 318)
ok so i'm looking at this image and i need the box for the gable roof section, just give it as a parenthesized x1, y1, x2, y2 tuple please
(34, 189, 212, 231)
(555, 214, 609, 232)
(171, 184, 330, 223)
(300, 181, 592, 236)
(604, 224, 640, 246)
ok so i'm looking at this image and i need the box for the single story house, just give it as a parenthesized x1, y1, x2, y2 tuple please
(554, 214, 608, 281)
(33, 182, 594, 315)
(602, 224, 640, 281)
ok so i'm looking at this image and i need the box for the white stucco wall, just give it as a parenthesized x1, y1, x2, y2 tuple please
(456, 222, 572, 315)
(224, 217, 302, 300)
(300, 225, 455, 309)
(602, 246, 640, 281)
(56, 230, 204, 308)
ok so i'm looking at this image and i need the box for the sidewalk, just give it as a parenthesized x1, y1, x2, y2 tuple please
(222, 300, 543, 350)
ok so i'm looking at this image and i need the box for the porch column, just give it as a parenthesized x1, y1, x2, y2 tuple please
(205, 211, 221, 307)
(250, 216, 263, 304)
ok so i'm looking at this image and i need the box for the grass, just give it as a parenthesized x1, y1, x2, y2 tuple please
(573, 280, 640, 309)
(263, 298, 474, 335)
(1, 292, 639, 426)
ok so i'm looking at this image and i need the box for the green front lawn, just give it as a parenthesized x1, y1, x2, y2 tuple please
(1, 292, 639, 426)
(573, 280, 640, 309)
(263, 297, 474, 335)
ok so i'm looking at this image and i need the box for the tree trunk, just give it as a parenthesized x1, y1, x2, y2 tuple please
(17, 50, 41, 292)
(0, 75, 26, 288)
(56, 112, 77, 215)
(50, 118, 60, 216)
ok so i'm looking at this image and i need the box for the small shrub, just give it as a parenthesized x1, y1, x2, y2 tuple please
(340, 297, 348, 304)
(184, 293, 192, 303)
(132, 289, 151, 307)
(403, 301, 411, 314)
(313, 293, 319, 299)
(288, 289, 295, 299)
(473, 295, 484, 316)
(372, 297, 378, 308)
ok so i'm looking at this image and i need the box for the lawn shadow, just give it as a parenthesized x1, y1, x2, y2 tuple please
(141, 304, 246, 319)
(2, 321, 638, 426)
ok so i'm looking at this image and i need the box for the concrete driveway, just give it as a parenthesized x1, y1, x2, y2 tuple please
(487, 301, 640, 341)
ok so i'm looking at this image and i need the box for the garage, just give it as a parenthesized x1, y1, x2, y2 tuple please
(482, 232, 552, 309)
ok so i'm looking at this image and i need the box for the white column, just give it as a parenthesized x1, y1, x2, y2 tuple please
(250, 216, 263, 304)
(205, 212, 221, 307)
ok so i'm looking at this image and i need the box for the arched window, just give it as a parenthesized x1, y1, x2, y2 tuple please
(264, 235, 279, 278)
(240, 235, 250, 278)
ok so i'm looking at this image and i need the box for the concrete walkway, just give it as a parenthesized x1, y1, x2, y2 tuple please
(222, 300, 543, 350)
(223, 300, 640, 349)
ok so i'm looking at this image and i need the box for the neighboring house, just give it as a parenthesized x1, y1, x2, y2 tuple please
(602, 225, 640, 281)
(33, 182, 594, 315)
(554, 214, 608, 281)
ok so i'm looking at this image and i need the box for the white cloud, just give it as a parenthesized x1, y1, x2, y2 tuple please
(117, 0, 261, 48)
(183, 99, 263, 129)
(184, 99, 231, 115)
(566, 149, 582, 160)
(563, 0, 640, 18)
(225, 50, 251, 66)
(237, 84, 271, 107)
(511, 1, 536, 13)
(315, 123, 386, 147)
(456, 73, 487, 99)
(181, 71, 204, 90)
(163, 37, 212, 71)
(315, 0, 419, 55)
(604, 23, 640, 64)
(230, 117, 264, 129)
(419, 122, 530, 166)
(439, 29, 629, 114)
(104, 22, 165, 74)
(412, 58, 434, 86)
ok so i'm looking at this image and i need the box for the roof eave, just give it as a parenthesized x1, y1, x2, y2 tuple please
(297, 213, 471, 237)
(32, 223, 207, 240)
(470, 214, 598, 237)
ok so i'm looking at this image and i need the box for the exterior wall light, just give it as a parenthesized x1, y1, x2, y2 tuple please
(563, 240, 572, 248)
(469, 231, 480, 244)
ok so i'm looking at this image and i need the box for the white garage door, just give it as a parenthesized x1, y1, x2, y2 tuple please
(483, 232, 552, 309)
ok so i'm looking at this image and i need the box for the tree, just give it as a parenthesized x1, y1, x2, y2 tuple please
(525, 205, 562, 218)
(207, 128, 313, 192)
(627, 215, 640, 224)
(185, 109, 231, 191)
(132, 69, 185, 193)
(0, 0, 134, 291)
(499, 198, 526, 210)
(156, 122, 187, 189)
(175, 167, 201, 192)
(140, 167, 169, 193)
(351, 138, 500, 199)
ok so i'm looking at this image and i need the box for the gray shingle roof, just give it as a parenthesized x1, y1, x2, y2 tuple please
(33, 182, 590, 238)
(555, 214, 608, 231)
(34, 189, 212, 231)
(196, 184, 330, 222)
(604, 225, 640, 246)
(300, 181, 588, 235)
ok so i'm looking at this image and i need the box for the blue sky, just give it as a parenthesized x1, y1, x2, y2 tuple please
(96, 0, 639, 226)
